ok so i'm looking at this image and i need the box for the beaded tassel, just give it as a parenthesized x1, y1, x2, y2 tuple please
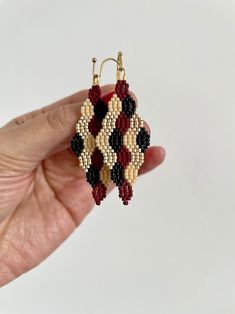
(71, 79, 150, 205)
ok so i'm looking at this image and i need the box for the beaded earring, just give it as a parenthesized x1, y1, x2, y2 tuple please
(71, 52, 150, 205)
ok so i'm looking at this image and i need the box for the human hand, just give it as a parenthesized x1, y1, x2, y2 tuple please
(0, 85, 165, 287)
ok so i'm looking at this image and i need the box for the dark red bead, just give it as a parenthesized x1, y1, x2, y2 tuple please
(102, 91, 115, 105)
(115, 111, 130, 135)
(88, 116, 102, 136)
(115, 80, 129, 100)
(92, 182, 107, 205)
(88, 85, 101, 105)
(91, 148, 104, 171)
(117, 146, 131, 168)
(118, 179, 133, 205)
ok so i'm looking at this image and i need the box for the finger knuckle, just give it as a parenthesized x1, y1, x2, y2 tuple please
(47, 106, 72, 130)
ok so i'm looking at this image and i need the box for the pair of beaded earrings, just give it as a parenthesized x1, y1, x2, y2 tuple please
(71, 52, 150, 205)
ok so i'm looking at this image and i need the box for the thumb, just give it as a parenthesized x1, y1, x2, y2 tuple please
(1, 102, 81, 168)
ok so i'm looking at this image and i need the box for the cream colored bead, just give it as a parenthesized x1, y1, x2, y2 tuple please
(100, 164, 111, 186)
(95, 95, 123, 170)
(84, 135, 96, 154)
(108, 95, 122, 113)
(79, 152, 91, 171)
(80, 99, 94, 118)
(131, 151, 144, 169)
(130, 113, 144, 129)
(125, 164, 139, 185)
(123, 132, 136, 151)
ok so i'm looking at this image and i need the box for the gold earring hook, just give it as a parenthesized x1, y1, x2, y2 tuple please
(91, 51, 126, 86)
(117, 51, 124, 80)
(92, 57, 99, 85)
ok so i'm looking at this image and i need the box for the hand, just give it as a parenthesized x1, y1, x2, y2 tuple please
(0, 85, 165, 287)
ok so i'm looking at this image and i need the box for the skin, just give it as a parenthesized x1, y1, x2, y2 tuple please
(0, 85, 165, 287)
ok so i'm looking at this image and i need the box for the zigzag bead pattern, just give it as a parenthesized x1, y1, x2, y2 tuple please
(71, 80, 150, 205)
(75, 99, 95, 171)
(96, 94, 122, 169)
(123, 113, 145, 185)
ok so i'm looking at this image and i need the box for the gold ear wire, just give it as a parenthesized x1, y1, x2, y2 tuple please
(91, 51, 126, 86)
(117, 51, 124, 81)
(92, 57, 99, 86)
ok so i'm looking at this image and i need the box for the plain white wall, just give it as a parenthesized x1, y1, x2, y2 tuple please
(0, 0, 235, 313)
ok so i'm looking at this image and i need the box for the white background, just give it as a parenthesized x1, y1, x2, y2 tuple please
(0, 0, 235, 313)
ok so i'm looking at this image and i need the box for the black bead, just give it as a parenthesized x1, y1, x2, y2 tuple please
(86, 165, 100, 187)
(136, 128, 150, 152)
(122, 94, 136, 118)
(109, 128, 123, 153)
(71, 133, 84, 157)
(94, 99, 108, 121)
(111, 162, 124, 186)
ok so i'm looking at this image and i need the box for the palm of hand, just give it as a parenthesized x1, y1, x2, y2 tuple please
(0, 149, 94, 282)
